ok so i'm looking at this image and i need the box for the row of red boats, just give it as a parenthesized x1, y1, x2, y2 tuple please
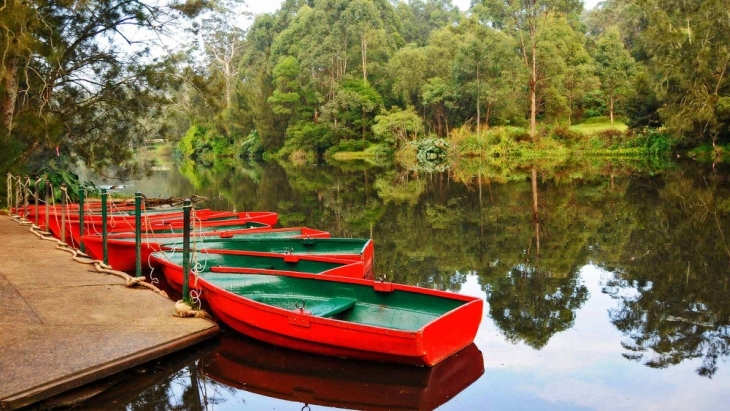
(16, 202, 483, 367)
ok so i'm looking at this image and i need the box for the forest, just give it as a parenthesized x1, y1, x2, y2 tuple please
(1, 0, 729, 177)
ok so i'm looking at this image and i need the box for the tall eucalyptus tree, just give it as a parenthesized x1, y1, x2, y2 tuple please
(473, 0, 583, 138)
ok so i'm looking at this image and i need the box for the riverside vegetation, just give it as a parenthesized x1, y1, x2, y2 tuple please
(2, 0, 730, 187)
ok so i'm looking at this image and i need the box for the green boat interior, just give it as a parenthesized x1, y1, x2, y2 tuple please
(165, 238, 368, 255)
(109, 222, 272, 238)
(156, 251, 346, 273)
(201, 273, 467, 331)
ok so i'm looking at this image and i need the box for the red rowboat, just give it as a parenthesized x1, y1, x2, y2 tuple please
(193, 271, 483, 366)
(80, 222, 271, 271)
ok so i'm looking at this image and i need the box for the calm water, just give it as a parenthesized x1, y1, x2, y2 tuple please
(75, 158, 730, 410)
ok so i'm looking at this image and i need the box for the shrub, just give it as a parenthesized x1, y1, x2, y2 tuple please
(551, 126, 582, 141)
(239, 129, 263, 159)
(325, 139, 371, 157)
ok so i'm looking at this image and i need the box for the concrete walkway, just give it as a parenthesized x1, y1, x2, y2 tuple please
(0, 215, 219, 410)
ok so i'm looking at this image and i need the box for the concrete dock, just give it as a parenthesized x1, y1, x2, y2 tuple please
(0, 215, 219, 410)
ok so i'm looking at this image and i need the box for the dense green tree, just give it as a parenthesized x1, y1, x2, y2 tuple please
(395, 0, 461, 46)
(452, 20, 516, 131)
(473, 0, 584, 137)
(637, 0, 730, 146)
(594, 26, 635, 123)
(0, 0, 210, 175)
(537, 16, 598, 123)
(372, 106, 424, 148)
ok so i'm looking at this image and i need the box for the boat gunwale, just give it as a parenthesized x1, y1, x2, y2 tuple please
(104, 226, 330, 238)
(163, 239, 371, 259)
(199, 270, 481, 337)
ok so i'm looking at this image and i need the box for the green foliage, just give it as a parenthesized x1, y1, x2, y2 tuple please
(1, 0, 202, 177)
(594, 26, 636, 122)
(282, 121, 337, 156)
(325, 139, 372, 157)
(412, 137, 450, 172)
(637, 0, 730, 144)
(30, 166, 99, 204)
(372, 107, 424, 148)
(239, 129, 264, 159)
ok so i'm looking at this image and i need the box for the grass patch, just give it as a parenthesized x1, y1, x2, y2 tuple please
(571, 121, 628, 135)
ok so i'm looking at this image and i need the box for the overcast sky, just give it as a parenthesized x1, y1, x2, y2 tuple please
(244, 0, 602, 16)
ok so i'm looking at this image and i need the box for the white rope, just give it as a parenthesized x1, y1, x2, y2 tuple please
(27, 222, 175, 301)
(6, 173, 11, 210)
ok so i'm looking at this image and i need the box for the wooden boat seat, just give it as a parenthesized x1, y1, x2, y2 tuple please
(308, 297, 356, 318)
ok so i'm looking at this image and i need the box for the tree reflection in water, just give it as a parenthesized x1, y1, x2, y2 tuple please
(597, 170, 730, 378)
(92, 157, 730, 379)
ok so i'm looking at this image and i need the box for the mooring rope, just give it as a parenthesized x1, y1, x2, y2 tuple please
(6, 177, 211, 319)
(25, 222, 169, 297)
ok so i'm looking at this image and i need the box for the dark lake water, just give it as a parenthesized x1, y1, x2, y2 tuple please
(74, 157, 730, 410)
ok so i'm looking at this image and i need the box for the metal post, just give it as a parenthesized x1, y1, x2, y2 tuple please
(135, 191, 142, 278)
(182, 198, 191, 302)
(34, 179, 39, 227)
(78, 186, 85, 252)
(44, 176, 50, 232)
(60, 183, 67, 244)
(101, 188, 108, 265)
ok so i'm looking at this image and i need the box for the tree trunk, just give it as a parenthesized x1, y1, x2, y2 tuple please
(476, 67, 481, 137)
(531, 166, 540, 259)
(609, 97, 615, 124)
(530, 42, 537, 139)
(486, 101, 492, 127)
(361, 35, 367, 83)
(1, 55, 20, 140)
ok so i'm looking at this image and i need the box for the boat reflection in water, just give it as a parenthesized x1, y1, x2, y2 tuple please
(200, 333, 485, 411)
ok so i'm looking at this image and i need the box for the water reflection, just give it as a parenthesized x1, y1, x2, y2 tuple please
(83, 157, 730, 407)
(199, 333, 484, 411)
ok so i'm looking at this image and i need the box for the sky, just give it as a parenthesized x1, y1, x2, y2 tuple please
(243, 0, 602, 16)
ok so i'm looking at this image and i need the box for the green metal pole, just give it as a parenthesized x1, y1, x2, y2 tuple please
(135, 191, 142, 278)
(101, 188, 108, 266)
(34, 179, 39, 227)
(182, 198, 191, 302)
(78, 186, 85, 252)
(44, 176, 50, 232)
(60, 183, 67, 244)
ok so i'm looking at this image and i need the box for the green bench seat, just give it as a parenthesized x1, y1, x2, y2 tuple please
(308, 297, 357, 318)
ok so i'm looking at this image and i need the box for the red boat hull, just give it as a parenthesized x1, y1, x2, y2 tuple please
(198, 273, 484, 366)
(83, 227, 330, 272)
(149, 211, 278, 229)
(40, 209, 210, 245)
